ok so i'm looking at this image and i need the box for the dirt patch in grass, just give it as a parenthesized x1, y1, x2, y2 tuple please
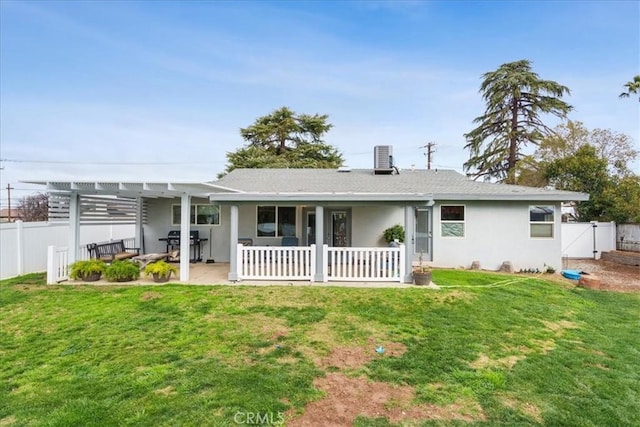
(541, 319, 579, 334)
(502, 396, 543, 424)
(140, 291, 163, 301)
(469, 353, 526, 370)
(265, 323, 290, 342)
(154, 386, 177, 396)
(288, 337, 486, 425)
(287, 373, 484, 426)
(320, 339, 407, 370)
(530, 338, 557, 354)
(0, 416, 17, 426)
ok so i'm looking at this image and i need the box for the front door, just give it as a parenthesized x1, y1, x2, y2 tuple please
(415, 208, 432, 260)
(330, 210, 350, 247)
(306, 212, 316, 245)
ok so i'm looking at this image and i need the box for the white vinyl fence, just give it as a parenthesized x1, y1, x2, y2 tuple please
(0, 221, 135, 280)
(47, 246, 69, 284)
(237, 244, 316, 281)
(324, 244, 405, 282)
(560, 221, 616, 259)
(617, 224, 640, 252)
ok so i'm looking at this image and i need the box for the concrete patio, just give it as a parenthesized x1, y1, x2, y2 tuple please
(66, 261, 419, 288)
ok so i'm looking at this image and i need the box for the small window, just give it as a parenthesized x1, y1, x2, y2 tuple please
(257, 206, 296, 237)
(530, 206, 554, 238)
(441, 205, 465, 237)
(172, 204, 220, 226)
(196, 204, 220, 225)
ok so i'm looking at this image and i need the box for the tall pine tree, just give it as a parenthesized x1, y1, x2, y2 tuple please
(464, 60, 572, 183)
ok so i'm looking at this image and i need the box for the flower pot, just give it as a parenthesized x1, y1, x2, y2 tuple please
(152, 272, 172, 283)
(413, 270, 432, 286)
(80, 272, 102, 282)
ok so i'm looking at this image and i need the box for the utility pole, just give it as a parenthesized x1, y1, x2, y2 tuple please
(420, 142, 436, 170)
(6, 184, 14, 222)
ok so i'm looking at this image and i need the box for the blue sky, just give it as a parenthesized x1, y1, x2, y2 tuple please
(1, 0, 638, 204)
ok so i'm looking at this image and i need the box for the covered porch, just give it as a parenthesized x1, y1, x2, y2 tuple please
(32, 179, 435, 285)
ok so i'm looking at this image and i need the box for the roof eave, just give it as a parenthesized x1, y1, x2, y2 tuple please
(209, 193, 435, 203)
(434, 192, 590, 202)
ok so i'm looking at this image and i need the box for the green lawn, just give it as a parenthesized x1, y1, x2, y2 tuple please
(1, 271, 638, 426)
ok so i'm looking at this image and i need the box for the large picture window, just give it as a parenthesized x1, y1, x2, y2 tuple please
(530, 206, 554, 238)
(172, 204, 220, 226)
(257, 206, 296, 237)
(441, 205, 465, 237)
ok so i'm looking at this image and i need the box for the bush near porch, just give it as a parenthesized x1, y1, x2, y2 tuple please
(1, 271, 638, 426)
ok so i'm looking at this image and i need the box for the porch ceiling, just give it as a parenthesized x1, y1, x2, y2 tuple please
(23, 180, 236, 199)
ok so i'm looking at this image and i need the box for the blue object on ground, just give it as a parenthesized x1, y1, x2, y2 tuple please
(375, 346, 385, 354)
(561, 270, 581, 280)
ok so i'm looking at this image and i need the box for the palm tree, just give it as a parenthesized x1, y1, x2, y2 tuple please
(619, 75, 640, 102)
(464, 60, 572, 184)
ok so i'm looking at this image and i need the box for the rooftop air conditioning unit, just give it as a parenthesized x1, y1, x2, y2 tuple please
(374, 145, 394, 174)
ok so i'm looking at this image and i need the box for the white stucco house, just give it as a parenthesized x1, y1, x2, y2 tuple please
(28, 163, 589, 284)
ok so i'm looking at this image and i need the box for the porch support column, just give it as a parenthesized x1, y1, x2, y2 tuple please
(403, 205, 414, 283)
(68, 192, 80, 263)
(134, 197, 144, 253)
(228, 205, 239, 281)
(314, 205, 325, 282)
(179, 193, 191, 282)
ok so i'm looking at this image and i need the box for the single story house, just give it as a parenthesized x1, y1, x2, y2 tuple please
(27, 161, 589, 284)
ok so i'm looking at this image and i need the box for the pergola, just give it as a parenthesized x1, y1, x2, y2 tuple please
(25, 180, 237, 281)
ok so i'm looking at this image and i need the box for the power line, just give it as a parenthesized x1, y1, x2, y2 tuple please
(0, 158, 221, 165)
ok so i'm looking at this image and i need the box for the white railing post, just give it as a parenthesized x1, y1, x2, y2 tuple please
(236, 243, 243, 281)
(310, 244, 316, 282)
(322, 244, 329, 282)
(399, 244, 406, 283)
(47, 245, 56, 285)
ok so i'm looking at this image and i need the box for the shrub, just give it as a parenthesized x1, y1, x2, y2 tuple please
(69, 259, 106, 281)
(104, 260, 140, 282)
(144, 260, 178, 278)
(383, 224, 405, 244)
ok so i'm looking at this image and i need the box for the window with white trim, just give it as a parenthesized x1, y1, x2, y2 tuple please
(171, 204, 220, 226)
(441, 205, 465, 237)
(257, 206, 296, 237)
(530, 206, 554, 238)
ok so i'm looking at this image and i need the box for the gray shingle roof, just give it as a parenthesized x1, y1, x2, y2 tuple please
(213, 168, 589, 202)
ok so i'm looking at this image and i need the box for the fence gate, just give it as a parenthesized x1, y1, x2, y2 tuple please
(561, 222, 616, 259)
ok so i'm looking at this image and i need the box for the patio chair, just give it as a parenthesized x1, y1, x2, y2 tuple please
(281, 236, 298, 246)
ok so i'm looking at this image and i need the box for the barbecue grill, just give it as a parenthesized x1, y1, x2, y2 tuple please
(159, 230, 208, 262)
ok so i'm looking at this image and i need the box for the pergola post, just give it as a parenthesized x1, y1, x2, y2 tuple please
(68, 192, 80, 263)
(179, 193, 191, 282)
(228, 205, 239, 281)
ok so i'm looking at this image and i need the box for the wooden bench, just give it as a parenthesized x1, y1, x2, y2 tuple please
(87, 240, 140, 263)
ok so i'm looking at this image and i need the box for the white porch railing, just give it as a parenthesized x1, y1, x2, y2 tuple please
(46, 237, 138, 284)
(237, 244, 316, 281)
(324, 244, 405, 282)
(47, 245, 69, 284)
